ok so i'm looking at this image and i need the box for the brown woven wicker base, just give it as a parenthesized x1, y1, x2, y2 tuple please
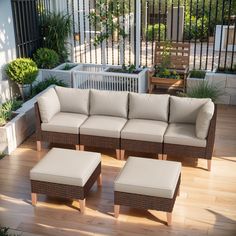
(31, 162, 101, 200)
(114, 175, 180, 213)
(121, 139, 163, 154)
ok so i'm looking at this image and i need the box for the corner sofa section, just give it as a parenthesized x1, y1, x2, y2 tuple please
(35, 86, 217, 170)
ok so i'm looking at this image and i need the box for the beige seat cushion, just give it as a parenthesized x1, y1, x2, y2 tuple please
(129, 93, 169, 122)
(121, 119, 168, 143)
(169, 96, 210, 124)
(30, 148, 101, 187)
(37, 88, 60, 123)
(196, 101, 215, 139)
(41, 112, 88, 134)
(164, 123, 206, 147)
(114, 156, 181, 198)
(90, 90, 128, 118)
(80, 115, 127, 138)
(55, 86, 90, 115)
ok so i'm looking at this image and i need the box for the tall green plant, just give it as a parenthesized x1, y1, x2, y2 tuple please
(187, 81, 223, 102)
(41, 12, 72, 62)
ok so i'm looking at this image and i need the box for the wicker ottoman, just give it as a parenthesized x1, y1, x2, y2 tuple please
(114, 157, 181, 225)
(30, 148, 102, 213)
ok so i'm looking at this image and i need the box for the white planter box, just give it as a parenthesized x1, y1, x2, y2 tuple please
(39, 63, 82, 87)
(73, 64, 148, 93)
(0, 85, 55, 154)
(187, 76, 205, 93)
(206, 72, 236, 105)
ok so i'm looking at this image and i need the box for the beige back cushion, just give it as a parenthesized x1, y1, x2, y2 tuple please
(55, 86, 89, 115)
(37, 88, 60, 123)
(90, 90, 129, 118)
(169, 96, 211, 124)
(196, 101, 215, 139)
(129, 93, 170, 122)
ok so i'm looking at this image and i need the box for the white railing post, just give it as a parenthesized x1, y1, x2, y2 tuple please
(135, 0, 141, 68)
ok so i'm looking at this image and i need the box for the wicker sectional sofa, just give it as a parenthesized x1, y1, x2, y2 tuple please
(35, 86, 217, 171)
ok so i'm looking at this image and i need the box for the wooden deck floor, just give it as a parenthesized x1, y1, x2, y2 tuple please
(0, 105, 236, 236)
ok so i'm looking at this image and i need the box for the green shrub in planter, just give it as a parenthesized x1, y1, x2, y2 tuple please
(189, 70, 206, 79)
(31, 76, 67, 97)
(6, 58, 38, 85)
(33, 48, 59, 69)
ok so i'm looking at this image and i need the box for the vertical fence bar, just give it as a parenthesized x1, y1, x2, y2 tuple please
(140, 0, 143, 66)
(211, 0, 219, 70)
(111, 0, 114, 65)
(135, 0, 141, 67)
(158, 0, 161, 42)
(177, 0, 180, 42)
(199, 0, 205, 69)
(231, 19, 236, 69)
(170, 0, 174, 41)
(129, 0, 131, 64)
(94, 0, 97, 64)
(189, 0, 192, 42)
(77, 0, 82, 63)
(89, 0, 92, 63)
(117, 0, 120, 64)
(205, 0, 212, 70)
(100, 0, 102, 64)
(151, 0, 155, 65)
(71, 0, 76, 62)
(193, 0, 199, 69)
(83, 0, 87, 63)
(218, 0, 226, 69)
(145, 0, 149, 66)
(105, 0, 109, 64)
(224, 0, 232, 70)
(183, 0, 186, 42)
(122, 0, 125, 64)
(164, 0, 167, 40)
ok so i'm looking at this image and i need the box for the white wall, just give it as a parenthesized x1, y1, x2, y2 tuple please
(0, 0, 17, 104)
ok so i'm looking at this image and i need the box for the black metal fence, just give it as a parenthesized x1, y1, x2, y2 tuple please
(11, 0, 236, 71)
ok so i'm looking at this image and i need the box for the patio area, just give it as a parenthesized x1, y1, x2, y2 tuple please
(0, 105, 236, 236)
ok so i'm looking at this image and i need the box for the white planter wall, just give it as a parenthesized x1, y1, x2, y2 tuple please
(206, 72, 236, 105)
(0, 85, 55, 154)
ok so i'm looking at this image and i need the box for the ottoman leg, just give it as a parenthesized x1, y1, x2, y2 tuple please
(31, 193, 37, 206)
(36, 141, 41, 151)
(75, 145, 80, 150)
(166, 212, 172, 226)
(97, 174, 102, 186)
(79, 199, 86, 214)
(120, 150, 125, 160)
(163, 154, 167, 160)
(157, 154, 162, 160)
(79, 145, 85, 151)
(116, 149, 121, 160)
(114, 205, 120, 218)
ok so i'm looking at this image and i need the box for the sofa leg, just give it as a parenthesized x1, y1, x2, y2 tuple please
(166, 212, 172, 226)
(163, 154, 167, 160)
(158, 154, 162, 160)
(207, 160, 212, 171)
(114, 205, 120, 218)
(75, 145, 80, 150)
(120, 149, 125, 160)
(31, 193, 37, 206)
(36, 141, 41, 151)
(116, 149, 120, 160)
(79, 145, 85, 151)
(97, 174, 102, 187)
(79, 199, 86, 214)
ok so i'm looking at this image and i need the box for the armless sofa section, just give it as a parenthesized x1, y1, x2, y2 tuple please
(35, 86, 217, 170)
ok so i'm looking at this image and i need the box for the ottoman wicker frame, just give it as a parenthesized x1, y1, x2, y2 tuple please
(114, 175, 180, 226)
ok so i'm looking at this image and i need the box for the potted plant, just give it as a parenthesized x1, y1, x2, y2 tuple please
(149, 41, 184, 92)
(33, 48, 59, 69)
(6, 58, 39, 100)
(40, 12, 72, 62)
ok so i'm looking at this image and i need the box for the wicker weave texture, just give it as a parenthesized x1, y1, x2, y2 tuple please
(114, 176, 180, 212)
(31, 163, 101, 199)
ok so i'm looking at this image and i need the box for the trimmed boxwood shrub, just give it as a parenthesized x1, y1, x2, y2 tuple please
(6, 58, 38, 85)
(33, 48, 59, 69)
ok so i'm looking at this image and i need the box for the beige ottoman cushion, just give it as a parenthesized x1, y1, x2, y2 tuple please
(30, 148, 101, 187)
(114, 157, 181, 198)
